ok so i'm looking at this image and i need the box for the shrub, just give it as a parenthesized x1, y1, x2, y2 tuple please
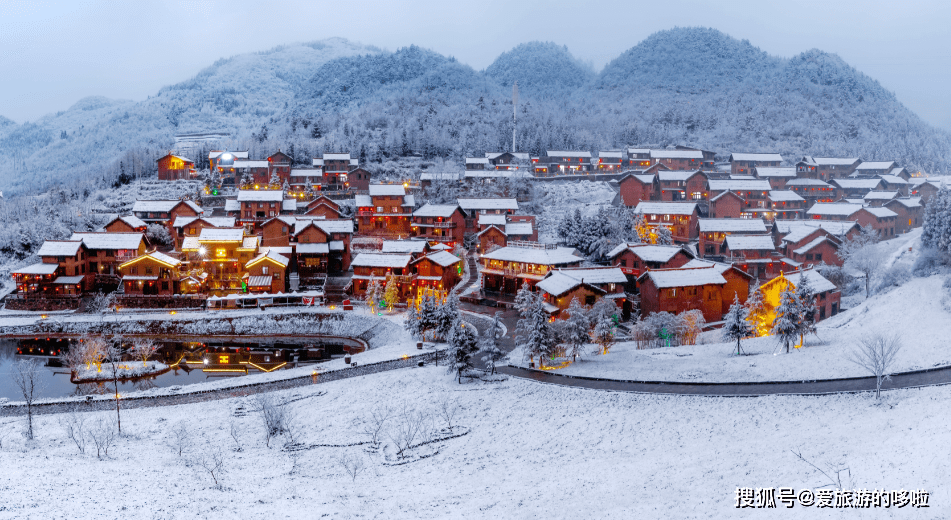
(876, 264, 911, 293)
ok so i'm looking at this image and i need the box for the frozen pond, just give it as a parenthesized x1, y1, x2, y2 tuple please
(0, 336, 360, 401)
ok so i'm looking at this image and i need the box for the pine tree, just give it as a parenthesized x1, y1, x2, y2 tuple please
(722, 294, 752, 355)
(516, 296, 555, 368)
(447, 320, 478, 383)
(654, 225, 673, 245)
(771, 286, 801, 354)
(921, 187, 951, 252)
(560, 298, 590, 361)
(514, 282, 537, 318)
(418, 294, 439, 341)
(745, 283, 770, 337)
(365, 279, 381, 313)
(593, 314, 616, 355)
(383, 275, 400, 310)
(794, 274, 818, 348)
(269, 169, 281, 188)
(404, 302, 424, 340)
(434, 294, 459, 341)
(480, 312, 506, 374)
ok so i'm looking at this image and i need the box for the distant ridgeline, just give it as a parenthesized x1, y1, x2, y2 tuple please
(0, 29, 949, 194)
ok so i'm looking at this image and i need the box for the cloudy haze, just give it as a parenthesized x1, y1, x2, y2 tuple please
(2, 0, 950, 130)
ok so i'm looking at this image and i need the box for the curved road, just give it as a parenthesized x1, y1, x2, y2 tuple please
(460, 301, 951, 397)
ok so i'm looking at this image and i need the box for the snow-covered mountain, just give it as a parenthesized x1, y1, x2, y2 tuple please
(1, 28, 948, 195)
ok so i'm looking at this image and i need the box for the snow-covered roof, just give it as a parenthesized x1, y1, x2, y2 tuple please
(787, 268, 837, 293)
(651, 150, 702, 159)
(730, 153, 783, 162)
(710, 191, 743, 202)
(863, 191, 899, 201)
(224, 199, 240, 212)
(627, 148, 650, 155)
(329, 240, 345, 251)
(296, 243, 330, 254)
(241, 236, 259, 250)
(864, 207, 897, 218)
(233, 160, 269, 168)
(37, 241, 83, 257)
(236, 190, 284, 202)
(505, 222, 534, 235)
(620, 173, 655, 185)
(112, 215, 147, 229)
(198, 228, 245, 242)
(146, 250, 182, 267)
(465, 157, 490, 165)
(413, 204, 460, 218)
(478, 214, 507, 226)
(658, 171, 701, 182)
(312, 158, 324, 167)
(324, 153, 351, 160)
(774, 219, 858, 238)
(355, 195, 372, 207)
(599, 151, 623, 159)
(681, 259, 734, 274)
(247, 249, 289, 268)
(369, 184, 406, 197)
(180, 237, 200, 251)
(606, 244, 688, 262)
(886, 197, 922, 209)
(887, 167, 908, 177)
(13, 262, 59, 275)
(402, 195, 416, 207)
(414, 250, 461, 267)
(877, 175, 909, 185)
(482, 246, 582, 266)
(724, 235, 777, 251)
(313, 219, 354, 234)
(768, 190, 804, 202)
(754, 167, 796, 178)
(457, 198, 519, 211)
(698, 219, 767, 233)
(640, 267, 727, 288)
(420, 172, 461, 181)
(634, 202, 697, 215)
(290, 169, 321, 177)
(793, 236, 835, 255)
(53, 275, 85, 285)
(351, 253, 413, 268)
(70, 233, 144, 250)
(781, 227, 826, 245)
(547, 151, 592, 158)
(708, 180, 772, 192)
(382, 240, 428, 254)
(855, 161, 896, 170)
(785, 178, 831, 187)
(209, 151, 248, 159)
(832, 178, 883, 189)
(172, 216, 236, 228)
(541, 267, 627, 294)
(132, 200, 186, 213)
(806, 203, 865, 217)
(283, 199, 296, 212)
(811, 157, 859, 166)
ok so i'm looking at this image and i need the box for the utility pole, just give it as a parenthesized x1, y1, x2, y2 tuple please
(512, 81, 518, 153)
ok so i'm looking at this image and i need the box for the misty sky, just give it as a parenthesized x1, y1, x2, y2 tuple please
(2, 0, 950, 130)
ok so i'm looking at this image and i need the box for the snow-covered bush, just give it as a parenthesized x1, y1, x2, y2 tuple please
(912, 247, 948, 277)
(876, 264, 911, 293)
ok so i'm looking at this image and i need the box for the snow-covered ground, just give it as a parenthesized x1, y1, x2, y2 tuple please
(0, 365, 944, 518)
(535, 181, 617, 243)
(73, 361, 169, 383)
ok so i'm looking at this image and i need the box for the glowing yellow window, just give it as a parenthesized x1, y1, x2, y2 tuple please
(219, 355, 229, 363)
(216, 248, 227, 258)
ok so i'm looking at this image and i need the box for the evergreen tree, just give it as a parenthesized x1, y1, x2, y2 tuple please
(365, 279, 381, 313)
(654, 226, 674, 245)
(418, 294, 439, 341)
(921, 186, 951, 253)
(383, 275, 400, 310)
(794, 274, 818, 348)
(838, 224, 881, 298)
(771, 286, 801, 354)
(559, 298, 590, 361)
(516, 296, 555, 368)
(722, 294, 752, 355)
(514, 282, 537, 318)
(404, 302, 424, 340)
(480, 312, 506, 374)
(447, 320, 478, 383)
(434, 294, 459, 340)
(592, 314, 616, 355)
(745, 283, 770, 336)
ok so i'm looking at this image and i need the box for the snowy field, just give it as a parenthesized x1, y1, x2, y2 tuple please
(534, 181, 617, 243)
(0, 365, 944, 519)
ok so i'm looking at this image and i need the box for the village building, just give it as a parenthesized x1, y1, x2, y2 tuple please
(721, 235, 788, 280)
(597, 151, 624, 171)
(606, 243, 694, 290)
(884, 198, 924, 234)
(781, 229, 842, 268)
(420, 172, 462, 188)
(708, 190, 744, 219)
(698, 218, 768, 257)
(633, 202, 700, 242)
(830, 178, 884, 199)
(233, 159, 271, 187)
(288, 169, 323, 193)
(862, 191, 899, 207)
(304, 195, 343, 219)
(617, 172, 658, 207)
(626, 148, 652, 169)
(806, 203, 898, 238)
(267, 150, 293, 185)
(321, 153, 352, 191)
(637, 265, 739, 322)
(766, 190, 806, 220)
(658, 170, 707, 201)
(411, 250, 463, 302)
(465, 157, 489, 171)
(208, 150, 249, 172)
(172, 216, 236, 248)
(784, 178, 836, 205)
(350, 253, 415, 301)
(457, 198, 519, 234)
(706, 179, 772, 212)
(753, 167, 797, 189)
(480, 243, 583, 295)
(887, 167, 914, 181)
(536, 267, 629, 317)
(543, 151, 593, 174)
(650, 149, 704, 170)
(772, 220, 860, 248)
(729, 153, 783, 175)
(245, 249, 289, 294)
(234, 190, 294, 233)
(156, 153, 196, 181)
(11, 240, 88, 301)
(876, 175, 910, 196)
(412, 204, 466, 246)
(355, 184, 416, 237)
(486, 152, 531, 170)
(910, 179, 941, 204)
(104, 215, 147, 234)
(762, 268, 841, 322)
(381, 240, 430, 259)
(680, 259, 754, 314)
(70, 232, 147, 291)
(853, 161, 897, 176)
(795, 157, 861, 180)
(132, 199, 202, 227)
(181, 228, 259, 295)
(346, 168, 372, 191)
(117, 250, 186, 297)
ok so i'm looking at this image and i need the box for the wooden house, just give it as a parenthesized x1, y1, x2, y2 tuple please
(11, 262, 63, 299)
(680, 259, 754, 314)
(753, 167, 797, 189)
(412, 204, 466, 246)
(650, 149, 704, 170)
(729, 153, 782, 175)
(876, 175, 910, 196)
(626, 148, 652, 169)
(766, 190, 806, 220)
(355, 184, 416, 237)
(708, 190, 744, 219)
(721, 235, 786, 280)
(784, 178, 836, 205)
(698, 218, 768, 257)
(806, 204, 898, 238)
(411, 250, 463, 300)
(884, 198, 923, 234)
(637, 266, 734, 322)
(783, 229, 842, 268)
(863, 191, 900, 207)
(658, 170, 707, 201)
(457, 198, 519, 234)
(70, 232, 146, 291)
(14, 240, 89, 297)
(208, 150, 249, 172)
(706, 179, 772, 212)
(183, 228, 259, 295)
(910, 180, 941, 205)
(267, 150, 293, 185)
(596, 151, 624, 171)
(617, 173, 658, 207)
(853, 161, 897, 176)
(104, 215, 147, 234)
(633, 202, 700, 242)
(606, 243, 694, 290)
(304, 196, 342, 219)
(536, 267, 629, 316)
(156, 153, 195, 181)
(480, 243, 583, 294)
(762, 268, 841, 322)
(350, 253, 415, 301)
(795, 157, 860, 180)
(245, 249, 289, 294)
(172, 216, 236, 249)
(465, 157, 489, 171)
(381, 240, 430, 259)
(831, 178, 884, 199)
(132, 200, 202, 227)
(543, 151, 592, 174)
(232, 160, 271, 187)
(118, 251, 185, 296)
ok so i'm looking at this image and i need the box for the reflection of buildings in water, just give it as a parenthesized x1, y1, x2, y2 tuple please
(133, 378, 157, 392)
(72, 382, 109, 397)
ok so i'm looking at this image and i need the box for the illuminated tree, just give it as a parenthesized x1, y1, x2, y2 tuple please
(745, 284, 771, 337)
(365, 279, 381, 313)
(771, 287, 800, 354)
(383, 275, 400, 310)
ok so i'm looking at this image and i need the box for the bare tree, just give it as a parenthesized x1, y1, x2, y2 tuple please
(339, 453, 366, 482)
(254, 393, 290, 448)
(12, 358, 44, 440)
(848, 333, 903, 399)
(838, 224, 881, 298)
(60, 408, 88, 455)
(360, 406, 390, 446)
(791, 449, 853, 490)
(387, 406, 428, 459)
(229, 417, 243, 453)
(130, 340, 159, 367)
(196, 445, 226, 489)
(437, 396, 461, 431)
(166, 421, 192, 457)
(103, 340, 124, 433)
(89, 417, 117, 459)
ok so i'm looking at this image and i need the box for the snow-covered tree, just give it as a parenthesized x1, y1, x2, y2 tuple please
(480, 312, 506, 374)
(592, 314, 616, 355)
(516, 292, 556, 367)
(514, 282, 537, 317)
(722, 294, 752, 355)
(558, 298, 590, 361)
(434, 294, 459, 341)
(404, 303, 424, 340)
(383, 275, 400, 310)
(847, 333, 903, 399)
(418, 294, 439, 341)
(365, 279, 381, 312)
(921, 186, 951, 254)
(654, 225, 673, 245)
(837, 224, 881, 298)
(269, 169, 281, 188)
(447, 320, 478, 383)
(146, 223, 173, 247)
(130, 339, 159, 367)
(794, 275, 818, 348)
(679, 309, 705, 346)
(745, 283, 770, 336)
(771, 286, 801, 353)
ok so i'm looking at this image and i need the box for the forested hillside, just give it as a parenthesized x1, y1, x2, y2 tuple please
(1, 28, 948, 196)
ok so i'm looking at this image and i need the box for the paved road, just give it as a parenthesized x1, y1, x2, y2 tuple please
(459, 301, 951, 397)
